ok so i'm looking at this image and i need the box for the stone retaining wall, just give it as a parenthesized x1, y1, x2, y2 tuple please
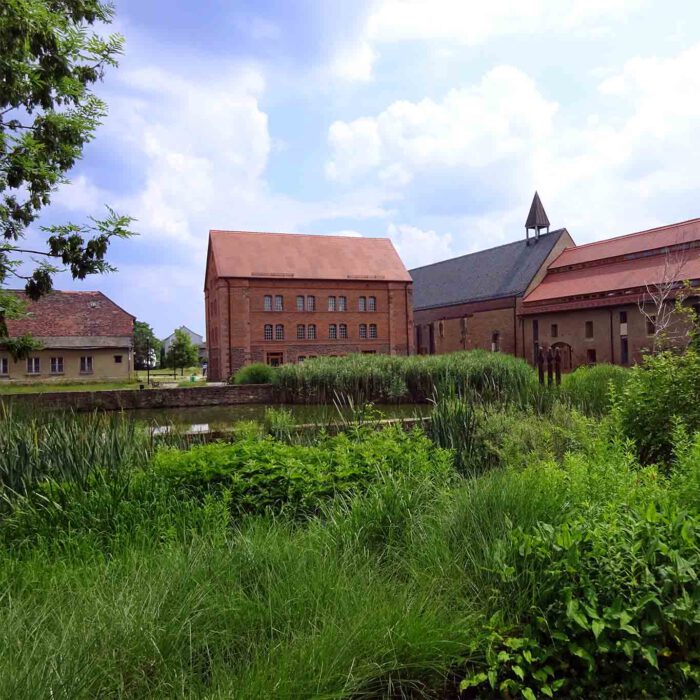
(2, 384, 274, 412)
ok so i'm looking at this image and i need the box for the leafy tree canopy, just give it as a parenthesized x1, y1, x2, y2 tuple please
(0, 0, 135, 355)
(133, 320, 161, 369)
(167, 328, 199, 372)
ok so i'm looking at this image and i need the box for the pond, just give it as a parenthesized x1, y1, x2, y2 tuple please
(128, 403, 431, 432)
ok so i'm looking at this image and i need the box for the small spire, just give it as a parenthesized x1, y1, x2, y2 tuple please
(525, 191, 550, 244)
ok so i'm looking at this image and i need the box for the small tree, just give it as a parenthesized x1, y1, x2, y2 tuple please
(159, 345, 167, 370)
(133, 321, 160, 370)
(166, 328, 198, 377)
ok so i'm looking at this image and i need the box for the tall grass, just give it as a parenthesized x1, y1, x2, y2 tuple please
(561, 362, 629, 415)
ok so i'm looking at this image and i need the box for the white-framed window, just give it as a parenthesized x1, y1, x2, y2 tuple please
(338, 295, 347, 311)
(275, 324, 285, 340)
(339, 324, 348, 339)
(296, 295, 305, 311)
(369, 324, 377, 339)
(0, 357, 8, 375)
(264, 295, 272, 311)
(297, 324, 306, 340)
(274, 295, 283, 311)
(264, 324, 273, 341)
(359, 324, 367, 339)
(50, 357, 64, 374)
(306, 295, 315, 312)
(329, 324, 337, 339)
(80, 356, 93, 374)
(328, 296, 336, 311)
(359, 296, 366, 312)
(307, 324, 316, 340)
(27, 357, 40, 374)
(368, 296, 376, 312)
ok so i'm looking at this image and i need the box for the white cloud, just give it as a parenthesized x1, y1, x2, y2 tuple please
(388, 223, 454, 268)
(327, 65, 557, 182)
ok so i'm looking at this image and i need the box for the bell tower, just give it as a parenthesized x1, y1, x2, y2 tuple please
(525, 191, 550, 245)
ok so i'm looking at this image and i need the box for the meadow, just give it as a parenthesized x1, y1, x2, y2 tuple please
(1, 350, 699, 699)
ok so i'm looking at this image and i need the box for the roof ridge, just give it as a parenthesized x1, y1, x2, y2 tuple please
(210, 229, 391, 243)
(409, 228, 565, 273)
(563, 217, 700, 252)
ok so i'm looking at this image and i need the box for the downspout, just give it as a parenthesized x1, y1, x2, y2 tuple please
(405, 283, 411, 355)
(513, 299, 517, 357)
(609, 308, 615, 364)
(227, 279, 232, 380)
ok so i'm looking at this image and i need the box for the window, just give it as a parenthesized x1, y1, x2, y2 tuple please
(362, 350, 376, 354)
(0, 357, 8, 375)
(359, 296, 366, 312)
(264, 324, 273, 341)
(359, 324, 367, 339)
(307, 324, 317, 340)
(619, 311, 627, 324)
(50, 357, 64, 374)
(266, 352, 283, 367)
(585, 321, 594, 339)
(275, 324, 285, 340)
(296, 295, 305, 311)
(27, 357, 40, 374)
(114, 355, 123, 364)
(329, 324, 337, 339)
(620, 337, 629, 365)
(368, 296, 376, 312)
(587, 349, 597, 365)
(328, 296, 336, 311)
(338, 296, 347, 311)
(274, 295, 283, 311)
(369, 324, 377, 339)
(339, 324, 348, 339)
(532, 319, 539, 342)
(264, 295, 272, 311)
(297, 324, 306, 340)
(646, 316, 656, 336)
(551, 324, 558, 338)
(297, 356, 306, 362)
(491, 331, 500, 352)
(306, 295, 315, 312)
(80, 356, 93, 374)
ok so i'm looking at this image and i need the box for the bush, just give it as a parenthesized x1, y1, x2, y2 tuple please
(612, 350, 700, 465)
(561, 363, 629, 416)
(230, 362, 276, 385)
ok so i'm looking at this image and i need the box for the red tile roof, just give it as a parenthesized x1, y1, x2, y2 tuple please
(208, 230, 412, 282)
(524, 251, 700, 305)
(5, 291, 134, 338)
(549, 217, 700, 269)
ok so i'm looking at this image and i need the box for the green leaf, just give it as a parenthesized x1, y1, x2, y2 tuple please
(592, 620, 605, 639)
(642, 646, 659, 669)
(522, 687, 537, 700)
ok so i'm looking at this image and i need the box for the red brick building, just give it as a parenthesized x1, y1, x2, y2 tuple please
(521, 218, 700, 370)
(204, 231, 413, 381)
(410, 193, 574, 357)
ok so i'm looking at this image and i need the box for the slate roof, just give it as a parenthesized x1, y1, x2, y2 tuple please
(208, 230, 412, 282)
(410, 229, 569, 311)
(4, 291, 134, 338)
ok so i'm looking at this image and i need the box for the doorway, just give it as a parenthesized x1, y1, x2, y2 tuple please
(266, 352, 284, 367)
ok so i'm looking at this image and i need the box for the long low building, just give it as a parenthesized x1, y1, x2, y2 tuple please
(1, 291, 134, 382)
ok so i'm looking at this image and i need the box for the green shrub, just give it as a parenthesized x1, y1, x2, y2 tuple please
(612, 350, 700, 465)
(153, 427, 453, 517)
(230, 362, 276, 385)
(461, 503, 700, 699)
(562, 363, 629, 416)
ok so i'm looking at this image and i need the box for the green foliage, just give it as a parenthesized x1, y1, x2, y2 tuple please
(613, 350, 700, 464)
(0, 0, 134, 310)
(275, 350, 539, 406)
(231, 362, 276, 385)
(561, 363, 629, 416)
(166, 328, 199, 372)
(152, 427, 452, 518)
(133, 321, 161, 369)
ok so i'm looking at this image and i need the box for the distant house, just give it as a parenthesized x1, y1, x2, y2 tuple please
(1, 291, 134, 382)
(162, 326, 207, 362)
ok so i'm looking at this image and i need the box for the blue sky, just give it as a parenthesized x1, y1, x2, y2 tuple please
(40, 0, 700, 337)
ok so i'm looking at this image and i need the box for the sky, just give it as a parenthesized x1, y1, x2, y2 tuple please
(37, 0, 700, 338)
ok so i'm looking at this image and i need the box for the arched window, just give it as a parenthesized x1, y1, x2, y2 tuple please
(296, 295, 304, 311)
(264, 324, 273, 341)
(264, 295, 272, 311)
(368, 296, 376, 312)
(358, 296, 366, 312)
(359, 324, 367, 339)
(339, 324, 348, 339)
(307, 324, 316, 340)
(329, 324, 337, 339)
(369, 324, 377, 338)
(491, 331, 500, 352)
(297, 324, 306, 340)
(306, 295, 315, 311)
(328, 296, 336, 311)
(275, 324, 284, 341)
(274, 295, 283, 311)
(338, 295, 347, 311)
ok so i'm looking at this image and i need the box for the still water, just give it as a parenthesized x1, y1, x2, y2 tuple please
(129, 403, 430, 431)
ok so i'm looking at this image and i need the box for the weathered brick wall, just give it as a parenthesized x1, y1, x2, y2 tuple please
(2, 383, 274, 412)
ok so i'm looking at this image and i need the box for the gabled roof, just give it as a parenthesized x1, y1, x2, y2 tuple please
(549, 217, 700, 269)
(5, 291, 134, 338)
(525, 191, 550, 230)
(208, 230, 412, 282)
(410, 229, 569, 311)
